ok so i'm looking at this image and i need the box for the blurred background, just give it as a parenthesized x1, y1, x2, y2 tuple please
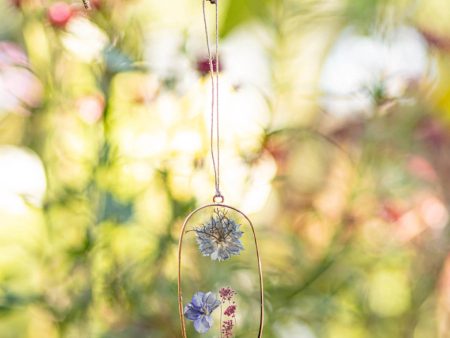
(0, 0, 450, 337)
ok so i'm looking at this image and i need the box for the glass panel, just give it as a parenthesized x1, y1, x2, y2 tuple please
(179, 205, 263, 337)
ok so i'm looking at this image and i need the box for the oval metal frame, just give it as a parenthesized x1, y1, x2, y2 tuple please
(178, 203, 264, 337)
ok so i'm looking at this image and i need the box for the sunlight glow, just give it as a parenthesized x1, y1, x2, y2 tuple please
(0, 146, 46, 212)
(62, 17, 108, 62)
(320, 26, 430, 116)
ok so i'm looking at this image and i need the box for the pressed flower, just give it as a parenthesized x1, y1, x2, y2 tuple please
(219, 287, 236, 302)
(184, 291, 221, 333)
(194, 209, 244, 261)
(220, 287, 237, 337)
(221, 319, 235, 338)
(224, 305, 236, 317)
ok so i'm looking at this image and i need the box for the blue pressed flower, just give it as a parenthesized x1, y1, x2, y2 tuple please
(194, 209, 244, 261)
(184, 291, 221, 333)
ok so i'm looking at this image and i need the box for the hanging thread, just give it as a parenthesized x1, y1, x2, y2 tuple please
(202, 0, 223, 203)
(81, 0, 91, 10)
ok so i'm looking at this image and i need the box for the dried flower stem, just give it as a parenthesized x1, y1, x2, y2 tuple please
(220, 302, 223, 338)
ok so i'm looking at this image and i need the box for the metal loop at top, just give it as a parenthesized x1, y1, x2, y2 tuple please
(213, 194, 224, 203)
(207, 0, 217, 4)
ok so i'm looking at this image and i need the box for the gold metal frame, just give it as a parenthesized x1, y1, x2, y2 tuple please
(177, 203, 264, 337)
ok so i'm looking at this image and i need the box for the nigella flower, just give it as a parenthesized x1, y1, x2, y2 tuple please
(184, 291, 221, 333)
(194, 209, 244, 261)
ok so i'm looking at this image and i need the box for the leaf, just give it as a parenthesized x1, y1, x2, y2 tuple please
(103, 46, 136, 74)
(98, 192, 134, 224)
(220, 0, 274, 36)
